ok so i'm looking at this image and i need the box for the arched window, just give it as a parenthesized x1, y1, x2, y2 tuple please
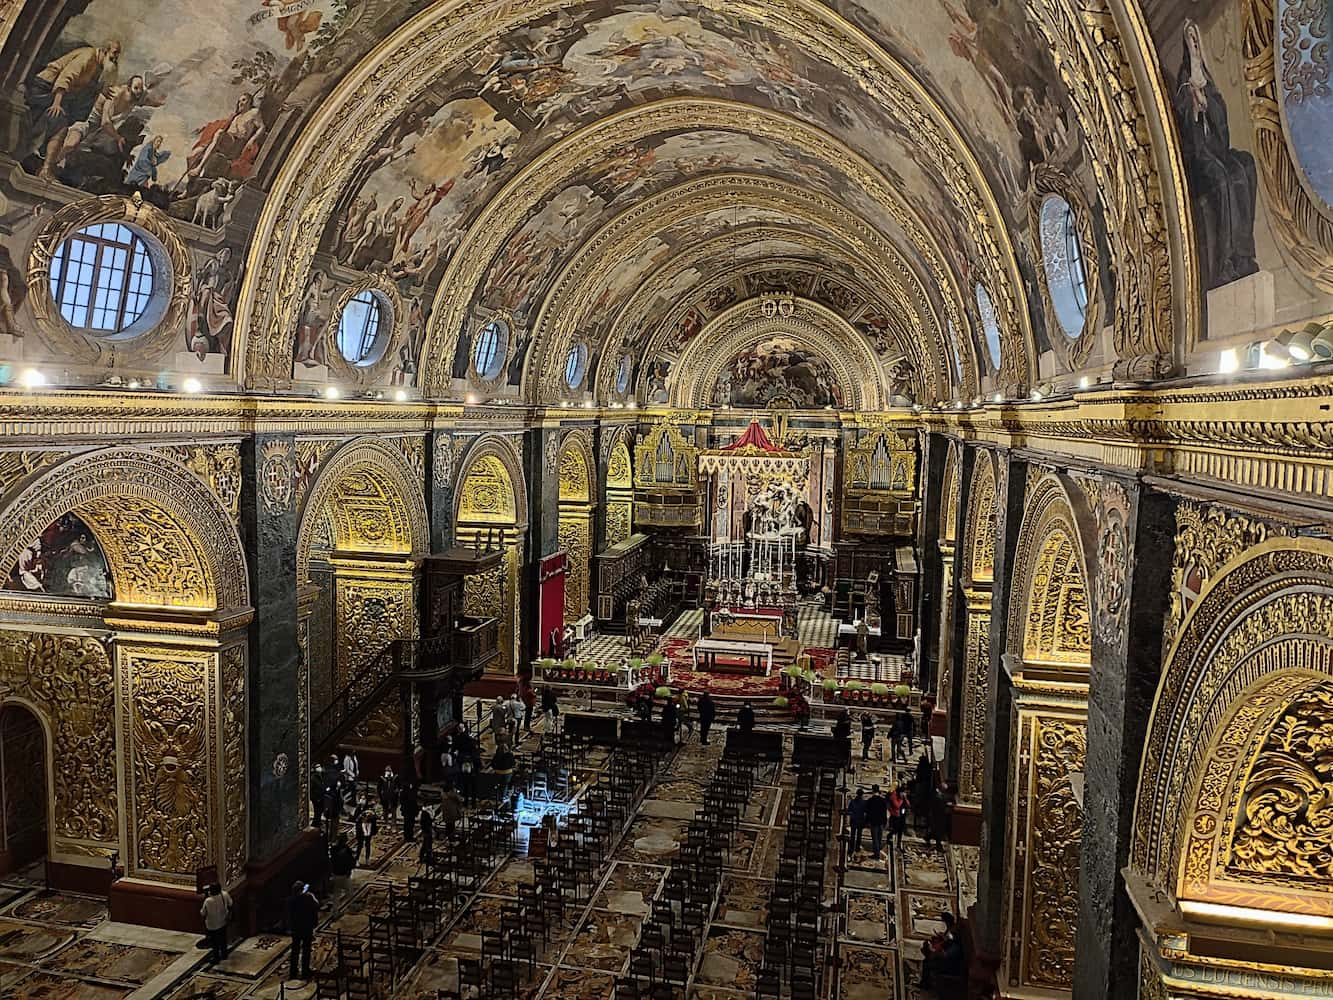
(473, 320, 507, 380)
(616, 354, 632, 394)
(975, 284, 1002, 370)
(49, 223, 156, 335)
(337, 290, 389, 366)
(565, 343, 588, 390)
(1039, 195, 1090, 338)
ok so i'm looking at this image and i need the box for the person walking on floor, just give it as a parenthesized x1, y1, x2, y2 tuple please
(677, 690, 693, 740)
(322, 779, 342, 839)
(377, 764, 399, 819)
(833, 708, 852, 743)
(200, 883, 232, 964)
(541, 686, 560, 733)
(898, 706, 916, 754)
(890, 716, 907, 763)
(520, 678, 536, 732)
(698, 691, 716, 745)
(738, 700, 756, 733)
(866, 785, 888, 860)
(919, 695, 935, 745)
(401, 781, 420, 841)
(286, 880, 318, 982)
(661, 695, 678, 745)
(354, 805, 377, 865)
(459, 738, 479, 806)
(847, 789, 867, 855)
(888, 784, 909, 853)
(926, 782, 952, 852)
(861, 713, 876, 761)
(419, 807, 435, 865)
(329, 834, 356, 912)
(439, 784, 464, 841)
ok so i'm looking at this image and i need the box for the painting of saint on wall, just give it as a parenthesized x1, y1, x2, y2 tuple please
(6, 514, 113, 599)
(20, 0, 425, 224)
(717, 338, 843, 409)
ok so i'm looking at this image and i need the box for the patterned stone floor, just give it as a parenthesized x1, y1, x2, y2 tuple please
(0, 710, 976, 998)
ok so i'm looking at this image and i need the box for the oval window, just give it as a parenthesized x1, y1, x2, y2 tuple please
(473, 320, 507, 380)
(975, 284, 1002, 370)
(337, 290, 390, 367)
(616, 354, 632, 394)
(48, 222, 166, 339)
(1039, 195, 1089, 338)
(565, 343, 588, 390)
(1276, 0, 1333, 212)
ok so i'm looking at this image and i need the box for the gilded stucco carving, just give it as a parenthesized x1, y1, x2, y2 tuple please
(296, 615, 310, 828)
(0, 451, 72, 503)
(604, 437, 635, 548)
(260, 440, 296, 516)
(1095, 481, 1132, 646)
(1132, 539, 1333, 902)
(959, 598, 991, 804)
(26, 194, 193, 367)
(334, 576, 413, 746)
(220, 645, 247, 886)
(963, 453, 997, 585)
(941, 441, 961, 545)
(121, 646, 214, 880)
(0, 631, 117, 853)
(1022, 0, 1191, 371)
(454, 435, 529, 529)
(0, 448, 249, 614)
(159, 444, 243, 525)
(1005, 711, 1087, 992)
(432, 434, 454, 489)
(558, 431, 596, 620)
(1244, 0, 1333, 292)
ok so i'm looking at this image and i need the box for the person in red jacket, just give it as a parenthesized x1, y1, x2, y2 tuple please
(888, 784, 909, 854)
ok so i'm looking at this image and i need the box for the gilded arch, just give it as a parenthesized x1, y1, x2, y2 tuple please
(296, 437, 430, 586)
(961, 451, 998, 587)
(941, 441, 961, 545)
(668, 297, 890, 411)
(558, 429, 596, 621)
(604, 429, 636, 549)
(452, 435, 529, 531)
(1132, 538, 1333, 919)
(0, 447, 249, 614)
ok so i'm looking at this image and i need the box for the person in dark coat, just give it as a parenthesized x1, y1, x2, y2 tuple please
(322, 779, 342, 838)
(833, 709, 852, 743)
(697, 691, 716, 745)
(439, 785, 464, 840)
(377, 765, 399, 818)
(898, 707, 916, 753)
(310, 769, 325, 828)
(661, 697, 678, 744)
(865, 785, 888, 860)
(400, 782, 420, 842)
(419, 808, 435, 864)
(860, 713, 876, 761)
(919, 695, 935, 743)
(354, 805, 377, 864)
(286, 880, 319, 981)
(738, 701, 756, 733)
(329, 834, 356, 912)
(926, 783, 952, 852)
(847, 788, 867, 854)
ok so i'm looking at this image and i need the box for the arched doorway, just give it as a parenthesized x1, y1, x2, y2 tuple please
(0, 703, 48, 877)
(454, 440, 528, 674)
(558, 432, 596, 624)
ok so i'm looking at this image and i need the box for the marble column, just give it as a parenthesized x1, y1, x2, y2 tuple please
(974, 450, 1027, 958)
(426, 428, 457, 553)
(240, 432, 302, 861)
(520, 427, 560, 668)
(1074, 482, 1176, 1000)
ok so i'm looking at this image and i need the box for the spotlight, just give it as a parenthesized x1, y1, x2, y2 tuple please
(560, 400, 570, 408)
(1078, 376, 1091, 389)
(128, 379, 141, 390)
(1311, 325, 1333, 360)
(1218, 348, 1240, 374)
(181, 377, 202, 394)
(992, 392, 1004, 403)
(1285, 330, 1314, 362)
(627, 400, 638, 409)
(20, 368, 47, 390)
(1257, 341, 1290, 369)
(324, 386, 341, 399)
(466, 393, 478, 405)
(583, 400, 594, 409)
(394, 389, 408, 402)
(1030, 389, 1042, 401)
(954, 401, 964, 410)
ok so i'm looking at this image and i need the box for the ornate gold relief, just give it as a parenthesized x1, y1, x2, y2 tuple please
(120, 644, 214, 881)
(261, 440, 296, 515)
(963, 452, 997, 585)
(334, 575, 413, 748)
(1021, 527, 1091, 667)
(0, 451, 71, 503)
(1005, 709, 1087, 992)
(159, 443, 243, 524)
(26, 193, 193, 366)
(1244, 0, 1333, 292)
(958, 597, 991, 804)
(845, 429, 917, 495)
(940, 441, 961, 544)
(322, 275, 406, 386)
(219, 645, 247, 886)
(0, 630, 117, 853)
(1094, 481, 1132, 647)
(1027, 165, 1103, 371)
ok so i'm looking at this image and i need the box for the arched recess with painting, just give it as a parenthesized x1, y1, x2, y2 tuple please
(558, 430, 597, 625)
(453, 436, 529, 675)
(997, 469, 1095, 995)
(1131, 538, 1333, 996)
(295, 437, 429, 761)
(0, 446, 250, 900)
(604, 430, 635, 550)
(954, 448, 997, 820)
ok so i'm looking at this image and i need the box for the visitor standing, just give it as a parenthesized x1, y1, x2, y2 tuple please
(833, 708, 852, 743)
(440, 784, 464, 841)
(860, 712, 876, 761)
(899, 706, 916, 753)
(520, 678, 536, 732)
(661, 695, 678, 745)
(847, 789, 867, 855)
(401, 781, 420, 841)
(541, 686, 559, 733)
(419, 807, 435, 865)
(329, 834, 356, 912)
(377, 764, 399, 819)
(738, 700, 756, 733)
(355, 805, 377, 865)
(888, 784, 908, 853)
(698, 691, 716, 745)
(200, 883, 232, 964)
(286, 880, 319, 982)
(919, 695, 935, 745)
(866, 785, 888, 860)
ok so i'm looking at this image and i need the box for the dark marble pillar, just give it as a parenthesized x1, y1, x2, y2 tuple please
(425, 429, 456, 553)
(240, 432, 302, 861)
(974, 450, 1027, 957)
(944, 445, 977, 788)
(1074, 483, 1176, 1000)
(518, 428, 560, 667)
(916, 431, 948, 696)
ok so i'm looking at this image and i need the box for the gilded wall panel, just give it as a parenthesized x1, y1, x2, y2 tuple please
(157, 444, 243, 525)
(1004, 706, 1087, 993)
(334, 575, 414, 748)
(119, 644, 215, 883)
(462, 540, 519, 672)
(219, 645, 247, 887)
(935, 555, 955, 714)
(605, 501, 633, 548)
(959, 597, 991, 804)
(559, 514, 593, 621)
(0, 631, 117, 856)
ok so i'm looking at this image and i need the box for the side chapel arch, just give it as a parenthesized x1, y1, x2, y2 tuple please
(557, 430, 596, 622)
(453, 435, 529, 673)
(603, 429, 635, 549)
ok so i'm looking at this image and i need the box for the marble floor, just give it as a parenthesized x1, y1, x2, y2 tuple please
(0, 715, 976, 998)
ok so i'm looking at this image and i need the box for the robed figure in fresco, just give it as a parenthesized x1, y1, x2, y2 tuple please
(1173, 19, 1258, 290)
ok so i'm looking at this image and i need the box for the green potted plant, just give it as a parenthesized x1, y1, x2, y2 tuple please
(871, 683, 890, 702)
(773, 696, 789, 709)
(822, 678, 839, 695)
